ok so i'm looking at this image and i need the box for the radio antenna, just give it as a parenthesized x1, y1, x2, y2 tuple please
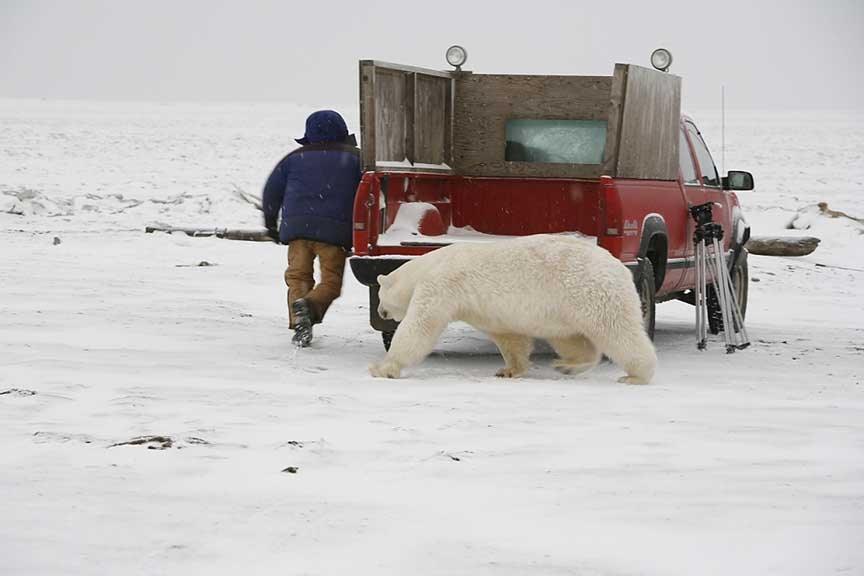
(721, 85, 726, 175)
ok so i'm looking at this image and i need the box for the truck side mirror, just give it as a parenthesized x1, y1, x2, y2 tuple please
(723, 170, 754, 191)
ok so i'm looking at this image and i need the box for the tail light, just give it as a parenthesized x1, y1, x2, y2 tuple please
(600, 175, 622, 236)
(352, 173, 376, 255)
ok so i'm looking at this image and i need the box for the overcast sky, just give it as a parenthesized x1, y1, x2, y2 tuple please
(1, 0, 862, 110)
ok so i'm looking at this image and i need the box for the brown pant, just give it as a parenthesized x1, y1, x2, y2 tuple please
(285, 239, 347, 328)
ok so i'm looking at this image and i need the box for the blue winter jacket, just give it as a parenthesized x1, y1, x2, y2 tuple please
(262, 114, 361, 249)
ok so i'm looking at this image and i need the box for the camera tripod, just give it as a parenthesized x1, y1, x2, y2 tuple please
(690, 202, 750, 353)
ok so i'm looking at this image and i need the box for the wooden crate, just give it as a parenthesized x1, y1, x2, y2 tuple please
(359, 60, 681, 180)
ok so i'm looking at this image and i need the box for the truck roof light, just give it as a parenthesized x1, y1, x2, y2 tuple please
(446, 45, 468, 70)
(650, 48, 673, 72)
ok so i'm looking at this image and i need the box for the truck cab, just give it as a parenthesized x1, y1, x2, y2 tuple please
(349, 53, 753, 346)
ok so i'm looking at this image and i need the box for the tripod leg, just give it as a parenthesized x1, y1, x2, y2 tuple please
(694, 244, 700, 346)
(708, 241, 733, 351)
(720, 248, 750, 349)
(694, 242, 707, 349)
(722, 256, 750, 349)
(712, 239, 746, 352)
(700, 243, 709, 348)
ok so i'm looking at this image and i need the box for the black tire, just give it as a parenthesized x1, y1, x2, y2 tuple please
(637, 259, 657, 340)
(382, 330, 395, 351)
(707, 250, 749, 334)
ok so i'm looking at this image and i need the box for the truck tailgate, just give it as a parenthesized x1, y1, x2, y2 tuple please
(352, 172, 603, 257)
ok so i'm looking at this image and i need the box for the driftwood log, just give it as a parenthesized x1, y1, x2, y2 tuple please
(745, 235, 820, 257)
(145, 226, 274, 242)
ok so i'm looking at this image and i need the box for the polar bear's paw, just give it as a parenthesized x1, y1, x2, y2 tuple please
(495, 366, 526, 378)
(553, 361, 596, 376)
(369, 360, 402, 379)
(617, 375, 650, 385)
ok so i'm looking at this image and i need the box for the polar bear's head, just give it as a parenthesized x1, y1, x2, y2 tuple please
(376, 269, 416, 322)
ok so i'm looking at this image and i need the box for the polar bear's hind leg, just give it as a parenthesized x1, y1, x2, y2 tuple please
(549, 335, 601, 375)
(489, 333, 533, 378)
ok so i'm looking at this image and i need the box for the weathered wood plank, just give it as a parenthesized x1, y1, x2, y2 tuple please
(415, 74, 449, 165)
(405, 72, 416, 164)
(359, 60, 452, 79)
(601, 64, 628, 176)
(374, 69, 408, 163)
(359, 61, 377, 171)
(444, 76, 454, 166)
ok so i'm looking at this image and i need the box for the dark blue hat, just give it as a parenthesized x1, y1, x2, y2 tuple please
(296, 110, 350, 145)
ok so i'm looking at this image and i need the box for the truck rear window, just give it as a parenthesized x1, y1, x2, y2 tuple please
(505, 119, 607, 165)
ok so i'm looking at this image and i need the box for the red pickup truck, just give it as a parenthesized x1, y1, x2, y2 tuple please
(348, 57, 754, 348)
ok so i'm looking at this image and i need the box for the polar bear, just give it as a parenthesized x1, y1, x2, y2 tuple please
(369, 234, 656, 384)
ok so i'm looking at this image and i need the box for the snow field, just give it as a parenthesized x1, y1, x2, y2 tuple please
(1, 101, 862, 575)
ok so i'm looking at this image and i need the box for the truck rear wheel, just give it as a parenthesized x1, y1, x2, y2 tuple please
(637, 259, 656, 340)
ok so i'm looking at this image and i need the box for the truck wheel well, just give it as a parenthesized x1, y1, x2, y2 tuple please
(639, 216, 668, 292)
(645, 235, 667, 291)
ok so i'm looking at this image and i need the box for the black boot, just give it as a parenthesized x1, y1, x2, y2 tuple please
(291, 299, 314, 348)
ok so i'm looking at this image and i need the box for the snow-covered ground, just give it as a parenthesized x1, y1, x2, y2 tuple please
(1, 100, 863, 575)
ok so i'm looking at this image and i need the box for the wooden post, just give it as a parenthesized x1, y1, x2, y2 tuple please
(359, 61, 377, 171)
(602, 64, 628, 177)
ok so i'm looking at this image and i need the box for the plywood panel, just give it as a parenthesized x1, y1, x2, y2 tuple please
(414, 74, 449, 165)
(453, 74, 612, 178)
(374, 69, 408, 163)
(615, 65, 681, 180)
